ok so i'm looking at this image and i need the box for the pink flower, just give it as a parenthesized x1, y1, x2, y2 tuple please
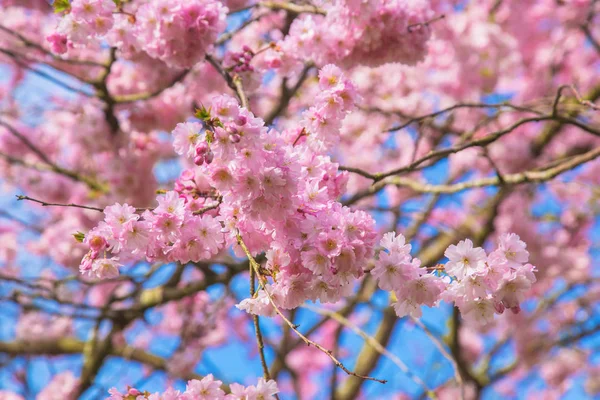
(155, 191, 186, 222)
(104, 203, 139, 231)
(461, 297, 496, 326)
(301, 250, 331, 276)
(0, 392, 24, 400)
(246, 378, 279, 400)
(36, 372, 78, 400)
(91, 257, 121, 279)
(46, 33, 68, 54)
(172, 122, 204, 158)
(492, 232, 530, 268)
(372, 251, 420, 291)
(184, 375, 225, 400)
(495, 266, 535, 310)
(444, 239, 487, 279)
(380, 232, 412, 256)
(393, 274, 446, 318)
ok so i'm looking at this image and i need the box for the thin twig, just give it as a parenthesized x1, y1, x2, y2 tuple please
(0, 24, 106, 67)
(412, 318, 464, 399)
(248, 246, 277, 397)
(304, 305, 431, 394)
(16, 195, 104, 212)
(0, 120, 108, 192)
(235, 233, 387, 385)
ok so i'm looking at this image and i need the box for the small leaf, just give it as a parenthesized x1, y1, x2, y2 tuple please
(53, 0, 71, 13)
(195, 105, 211, 121)
(73, 232, 85, 243)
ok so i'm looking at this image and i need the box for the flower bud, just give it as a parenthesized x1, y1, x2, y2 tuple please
(230, 134, 241, 143)
(194, 155, 205, 166)
(235, 114, 247, 125)
(195, 142, 208, 155)
(205, 150, 214, 164)
(493, 300, 505, 314)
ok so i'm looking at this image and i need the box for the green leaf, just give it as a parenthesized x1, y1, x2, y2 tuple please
(53, 0, 71, 13)
(72, 231, 85, 243)
(195, 105, 211, 121)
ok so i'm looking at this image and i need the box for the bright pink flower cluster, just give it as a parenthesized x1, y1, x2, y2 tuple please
(49, 0, 227, 68)
(371, 232, 537, 324)
(107, 375, 278, 400)
(37, 372, 79, 400)
(80, 66, 376, 310)
(49, 0, 117, 53)
(79, 193, 224, 278)
(372, 233, 447, 318)
(133, 0, 227, 68)
(300, 64, 359, 152)
(444, 234, 537, 325)
(15, 312, 72, 342)
(276, 0, 434, 68)
(171, 91, 377, 313)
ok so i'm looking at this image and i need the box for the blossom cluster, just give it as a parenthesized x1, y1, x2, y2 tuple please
(79, 193, 225, 279)
(300, 64, 359, 152)
(79, 65, 378, 311)
(371, 232, 537, 325)
(133, 0, 227, 68)
(107, 375, 278, 400)
(444, 234, 537, 325)
(372, 233, 447, 319)
(48, 0, 117, 53)
(274, 0, 434, 69)
(185, 89, 377, 312)
(49, 0, 227, 68)
(75, 61, 539, 328)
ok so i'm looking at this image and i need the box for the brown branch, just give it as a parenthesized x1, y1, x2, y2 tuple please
(264, 64, 314, 125)
(0, 24, 106, 67)
(0, 121, 107, 192)
(375, 115, 555, 181)
(113, 69, 190, 103)
(384, 102, 543, 134)
(0, 48, 95, 96)
(382, 145, 600, 194)
(16, 195, 104, 212)
(258, 1, 326, 15)
(192, 196, 223, 215)
(92, 48, 120, 134)
(216, 12, 270, 45)
(233, 75, 249, 109)
(0, 338, 210, 383)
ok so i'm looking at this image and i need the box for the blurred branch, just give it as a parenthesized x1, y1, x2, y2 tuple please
(0, 24, 106, 67)
(113, 69, 190, 103)
(382, 145, 600, 194)
(0, 338, 210, 382)
(264, 63, 314, 125)
(16, 195, 104, 212)
(258, 1, 326, 15)
(305, 304, 434, 397)
(0, 120, 107, 192)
